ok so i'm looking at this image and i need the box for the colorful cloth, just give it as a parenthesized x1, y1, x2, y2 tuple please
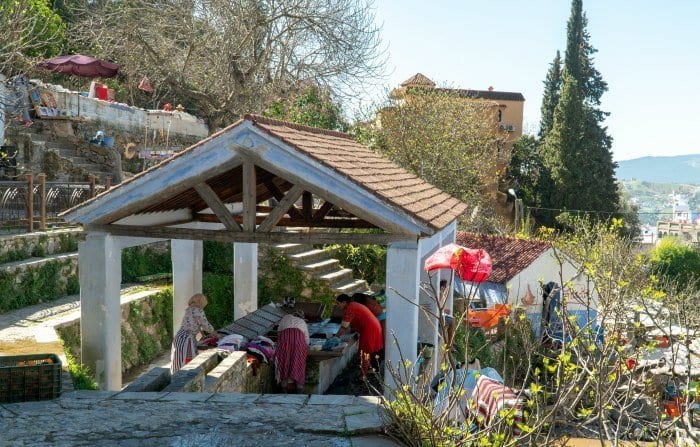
(471, 375, 526, 435)
(244, 336, 276, 364)
(171, 306, 215, 374)
(275, 327, 308, 388)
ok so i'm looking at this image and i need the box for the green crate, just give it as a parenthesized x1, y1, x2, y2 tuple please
(0, 354, 62, 402)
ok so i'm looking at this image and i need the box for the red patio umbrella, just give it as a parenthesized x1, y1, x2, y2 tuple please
(424, 243, 492, 283)
(37, 54, 119, 78)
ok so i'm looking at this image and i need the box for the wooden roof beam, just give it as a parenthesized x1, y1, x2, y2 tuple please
(257, 184, 304, 232)
(193, 182, 242, 232)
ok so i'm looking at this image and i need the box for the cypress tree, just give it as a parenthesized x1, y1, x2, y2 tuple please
(540, 0, 619, 223)
(539, 51, 562, 138)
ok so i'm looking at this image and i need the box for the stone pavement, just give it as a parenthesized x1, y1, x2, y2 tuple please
(0, 391, 401, 447)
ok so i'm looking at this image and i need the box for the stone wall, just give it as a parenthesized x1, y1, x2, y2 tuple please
(46, 83, 209, 140)
(0, 228, 82, 260)
(56, 289, 173, 375)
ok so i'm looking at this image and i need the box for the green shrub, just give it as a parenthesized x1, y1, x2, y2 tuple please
(329, 244, 387, 285)
(203, 273, 234, 329)
(65, 351, 98, 390)
(203, 241, 233, 275)
(121, 243, 172, 282)
(57, 233, 79, 253)
(0, 259, 77, 313)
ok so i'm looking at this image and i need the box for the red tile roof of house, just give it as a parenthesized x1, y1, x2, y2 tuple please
(456, 232, 551, 284)
(248, 115, 468, 231)
(400, 73, 436, 88)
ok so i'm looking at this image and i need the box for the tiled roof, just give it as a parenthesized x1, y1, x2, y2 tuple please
(247, 114, 468, 231)
(456, 232, 551, 284)
(400, 73, 436, 88)
(438, 88, 525, 102)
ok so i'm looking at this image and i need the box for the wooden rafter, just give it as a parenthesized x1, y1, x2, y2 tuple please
(195, 213, 377, 228)
(264, 181, 302, 219)
(242, 160, 257, 231)
(312, 200, 335, 223)
(257, 185, 304, 232)
(193, 182, 242, 232)
(302, 191, 313, 221)
(85, 223, 414, 245)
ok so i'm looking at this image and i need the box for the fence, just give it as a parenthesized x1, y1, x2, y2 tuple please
(0, 174, 110, 233)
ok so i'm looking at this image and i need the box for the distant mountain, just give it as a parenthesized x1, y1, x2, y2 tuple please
(617, 155, 700, 184)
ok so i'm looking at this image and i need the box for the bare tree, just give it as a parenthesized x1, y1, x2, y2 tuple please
(66, 0, 386, 127)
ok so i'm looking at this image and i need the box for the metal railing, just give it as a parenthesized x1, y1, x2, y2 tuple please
(0, 174, 111, 233)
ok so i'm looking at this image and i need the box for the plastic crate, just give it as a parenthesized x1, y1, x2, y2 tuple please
(0, 354, 62, 403)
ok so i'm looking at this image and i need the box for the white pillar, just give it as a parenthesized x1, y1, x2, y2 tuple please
(233, 242, 258, 320)
(172, 239, 203, 335)
(79, 233, 122, 391)
(384, 241, 420, 394)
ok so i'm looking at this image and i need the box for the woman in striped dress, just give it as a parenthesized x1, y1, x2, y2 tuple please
(171, 293, 215, 374)
(274, 311, 309, 393)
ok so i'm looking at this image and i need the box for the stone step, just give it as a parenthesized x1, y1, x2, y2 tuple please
(316, 268, 354, 284)
(287, 248, 337, 265)
(299, 258, 340, 274)
(332, 278, 370, 295)
(273, 243, 312, 255)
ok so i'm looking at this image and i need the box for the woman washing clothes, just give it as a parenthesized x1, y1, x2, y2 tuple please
(351, 292, 386, 338)
(334, 294, 383, 381)
(274, 310, 309, 393)
(171, 293, 216, 374)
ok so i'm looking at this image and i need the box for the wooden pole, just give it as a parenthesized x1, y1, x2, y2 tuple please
(25, 173, 33, 233)
(105, 176, 112, 191)
(38, 173, 46, 231)
(88, 174, 96, 198)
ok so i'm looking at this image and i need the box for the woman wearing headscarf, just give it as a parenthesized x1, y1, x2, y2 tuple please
(274, 310, 309, 393)
(171, 293, 215, 374)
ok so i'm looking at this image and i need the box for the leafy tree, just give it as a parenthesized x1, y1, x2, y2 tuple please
(263, 84, 348, 131)
(539, 0, 620, 227)
(507, 134, 548, 208)
(649, 237, 700, 290)
(0, 0, 65, 75)
(369, 89, 498, 206)
(539, 50, 562, 138)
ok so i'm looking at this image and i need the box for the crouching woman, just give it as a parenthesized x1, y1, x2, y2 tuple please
(275, 311, 309, 393)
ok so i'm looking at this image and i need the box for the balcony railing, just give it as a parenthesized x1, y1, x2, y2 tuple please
(0, 174, 110, 233)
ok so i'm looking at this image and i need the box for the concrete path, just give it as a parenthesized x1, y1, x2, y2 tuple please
(0, 286, 164, 359)
(0, 391, 401, 446)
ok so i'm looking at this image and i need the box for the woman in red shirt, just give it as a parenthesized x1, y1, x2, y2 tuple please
(335, 294, 383, 378)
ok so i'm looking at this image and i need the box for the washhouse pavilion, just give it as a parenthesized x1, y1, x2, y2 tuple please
(61, 114, 468, 393)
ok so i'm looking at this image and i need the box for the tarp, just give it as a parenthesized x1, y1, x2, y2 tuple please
(424, 243, 492, 282)
(37, 55, 119, 78)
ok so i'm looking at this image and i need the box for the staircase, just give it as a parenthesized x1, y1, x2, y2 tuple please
(9, 120, 116, 182)
(274, 243, 370, 296)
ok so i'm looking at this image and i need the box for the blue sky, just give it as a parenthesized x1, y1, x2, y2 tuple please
(366, 0, 700, 161)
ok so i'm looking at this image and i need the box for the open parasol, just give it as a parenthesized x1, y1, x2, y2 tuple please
(424, 243, 492, 283)
(36, 54, 119, 78)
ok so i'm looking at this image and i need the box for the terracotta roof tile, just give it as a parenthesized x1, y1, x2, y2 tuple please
(456, 232, 551, 284)
(247, 114, 467, 231)
(63, 115, 469, 233)
(400, 73, 436, 88)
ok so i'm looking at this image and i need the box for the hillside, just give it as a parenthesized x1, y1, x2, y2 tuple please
(617, 154, 700, 184)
